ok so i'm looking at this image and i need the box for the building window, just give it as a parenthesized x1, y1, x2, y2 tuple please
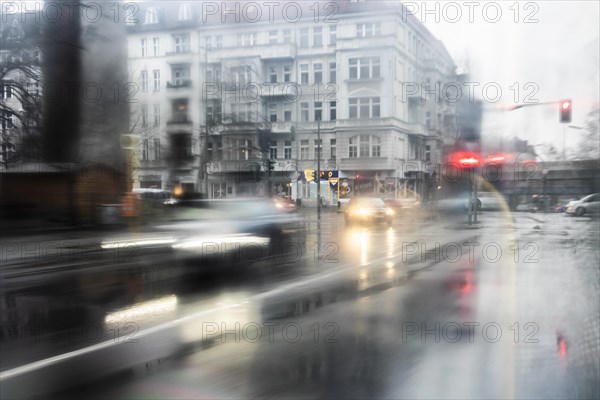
(237, 32, 256, 47)
(153, 70, 160, 91)
(230, 66, 251, 85)
(0, 82, 13, 99)
(216, 35, 223, 48)
(153, 138, 161, 159)
(284, 141, 292, 159)
(313, 27, 322, 47)
(1, 111, 14, 130)
(140, 38, 147, 57)
(153, 104, 160, 126)
(349, 135, 380, 157)
(329, 62, 336, 83)
(356, 22, 380, 38)
(349, 57, 380, 80)
(372, 136, 381, 157)
(142, 139, 149, 160)
(313, 63, 323, 84)
(172, 99, 189, 122)
(425, 145, 431, 162)
(300, 64, 309, 84)
(207, 142, 213, 161)
(284, 104, 292, 122)
(299, 28, 309, 47)
(269, 66, 277, 83)
(141, 104, 148, 127)
(300, 140, 309, 159)
(173, 66, 190, 86)
(314, 101, 322, 121)
(329, 25, 337, 45)
(152, 37, 160, 56)
(145, 7, 158, 24)
(205, 35, 212, 49)
(300, 102, 309, 122)
(330, 101, 337, 120)
(349, 137, 357, 158)
(330, 139, 336, 159)
(283, 29, 291, 43)
(425, 112, 431, 129)
(206, 102, 222, 124)
(269, 141, 278, 159)
(283, 65, 291, 82)
(349, 97, 380, 119)
(268, 103, 277, 122)
(174, 34, 190, 53)
(178, 3, 192, 20)
(141, 70, 148, 92)
(269, 30, 278, 44)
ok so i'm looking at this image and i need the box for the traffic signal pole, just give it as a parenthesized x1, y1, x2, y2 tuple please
(317, 119, 321, 220)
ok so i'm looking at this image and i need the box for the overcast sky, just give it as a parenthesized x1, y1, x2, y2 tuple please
(421, 0, 600, 151)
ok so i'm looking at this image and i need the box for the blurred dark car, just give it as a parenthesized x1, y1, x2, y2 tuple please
(344, 197, 394, 226)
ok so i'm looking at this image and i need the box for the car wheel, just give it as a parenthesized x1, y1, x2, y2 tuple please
(575, 207, 585, 217)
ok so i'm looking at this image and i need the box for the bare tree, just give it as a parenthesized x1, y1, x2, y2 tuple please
(0, 14, 44, 165)
(574, 108, 600, 160)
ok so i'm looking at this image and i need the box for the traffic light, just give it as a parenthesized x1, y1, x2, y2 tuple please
(559, 99, 572, 123)
(304, 169, 315, 182)
(267, 159, 275, 172)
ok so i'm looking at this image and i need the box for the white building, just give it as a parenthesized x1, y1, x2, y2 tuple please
(126, 1, 458, 202)
(0, 13, 43, 168)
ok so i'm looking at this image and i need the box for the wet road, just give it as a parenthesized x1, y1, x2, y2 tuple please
(1, 210, 599, 399)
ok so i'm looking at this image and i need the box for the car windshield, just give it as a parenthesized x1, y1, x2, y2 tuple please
(351, 198, 386, 207)
(1, 2, 599, 400)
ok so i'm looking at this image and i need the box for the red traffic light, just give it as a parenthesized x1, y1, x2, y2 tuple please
(449, 151, 481, 168)
(559, 99, 572, 123)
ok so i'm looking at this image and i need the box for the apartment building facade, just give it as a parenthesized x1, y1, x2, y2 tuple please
(0, 13, 43, 168)
(126, 1, 458, 201)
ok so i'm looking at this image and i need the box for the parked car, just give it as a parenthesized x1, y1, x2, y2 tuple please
(566, 193, 600, 216)
(344, 197, 394, 226)
(477, 192, 505, 211)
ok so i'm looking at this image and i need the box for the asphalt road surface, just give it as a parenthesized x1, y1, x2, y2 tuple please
(1, 210, 598, 399)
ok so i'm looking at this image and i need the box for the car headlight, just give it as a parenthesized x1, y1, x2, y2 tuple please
(350, 208, 372, 217)
(385, 208, 394, 216)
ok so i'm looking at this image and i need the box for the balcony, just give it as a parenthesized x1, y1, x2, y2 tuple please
(270, 122, 294, 134)
(258, 43, 296, 60)
(207, 159, 265, 174)
(205, 43, 296, 63)
(165, 51, 195, 65)
(336, 34, 398, 51)
(259, 82, 299, 99)
(208, 122, 270, 135)
(339, 157, 393, 171)
(167, 114, 193, 133)
(408, 123, 426, 136)
(166, 80, 192, 89)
